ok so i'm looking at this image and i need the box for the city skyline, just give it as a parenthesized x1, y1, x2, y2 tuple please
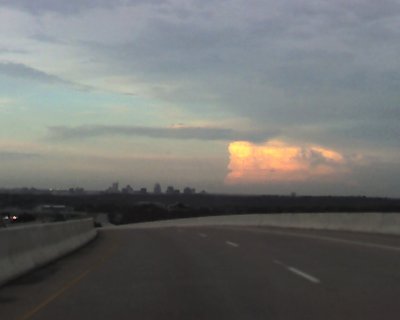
(0, 1, 399, 197)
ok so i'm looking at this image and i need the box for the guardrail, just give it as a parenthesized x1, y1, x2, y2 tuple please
(0, 218, 97, 287)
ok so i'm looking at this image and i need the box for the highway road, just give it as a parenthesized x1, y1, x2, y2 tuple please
(1, 225, 400, 319)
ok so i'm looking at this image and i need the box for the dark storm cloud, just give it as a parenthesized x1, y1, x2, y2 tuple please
(79, 0, 400, 127)
(0, 61, 68, 83)
(30, 33, 63, 44)
(4, 0, 400, 151)
(0, 0, 163, 14)
(0, 62, 92, 90)
(47, 125, 275, 143)
(318, 120, 400, 148)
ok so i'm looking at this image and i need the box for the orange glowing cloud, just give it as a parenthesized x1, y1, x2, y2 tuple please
(226, 140, 347, 184)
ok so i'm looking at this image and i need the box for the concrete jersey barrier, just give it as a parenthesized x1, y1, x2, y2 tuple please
(0, 219, 97, 287)
(116, 212, 400, 236)
(258, 213, 400, 235)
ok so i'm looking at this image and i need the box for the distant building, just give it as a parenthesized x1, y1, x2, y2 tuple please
(153, 183, 162, 194)
(139, 188, 147, 194)
(166, 186, 175, 194)
(106, 182, 120, 193)
(183, 187, 196, 195)
(122, 185, 134, 194)
(68, 187, 85, 195)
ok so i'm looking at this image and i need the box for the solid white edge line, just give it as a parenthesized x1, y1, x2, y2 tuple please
(275, 231, 400, 252)
(226, 241, 239, 247)
(227, 226, 400, 252)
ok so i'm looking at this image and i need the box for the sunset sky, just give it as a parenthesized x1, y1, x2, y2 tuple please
(0, 0, 399, 196)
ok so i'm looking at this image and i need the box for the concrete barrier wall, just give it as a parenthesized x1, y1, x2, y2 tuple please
(0, 219, 97, 287)
(259, 213, 400, 235)
(118, 212, 400, 236)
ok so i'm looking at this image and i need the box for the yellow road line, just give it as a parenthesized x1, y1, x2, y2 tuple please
(18, 241, 119, 320)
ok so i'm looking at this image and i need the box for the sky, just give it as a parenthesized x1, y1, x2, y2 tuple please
(0, 0, 399, 196)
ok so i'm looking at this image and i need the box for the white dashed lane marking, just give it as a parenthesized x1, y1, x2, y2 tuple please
(274, 260, 321, 284)
(226, 241, 239, 247)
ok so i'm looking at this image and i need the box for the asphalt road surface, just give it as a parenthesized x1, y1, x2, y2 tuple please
(1, 225, 400, 320)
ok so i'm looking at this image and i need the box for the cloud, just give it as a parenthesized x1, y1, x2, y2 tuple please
(0, 151, 40, 160)
(0, 61, 63, 82)
(226, 140, 349, 185)
(47, 125, 276, 142)
(63, 0, 400, 148)
(0, 61, 60, 82)
(0, 61, 92, 90)
(0, 97, 15, 106)
(0, 97, 16, 113)
(0, 46, 28, 54)
(0, 0, 164, 14)
(0, 0, 399, 196)
(0, 0, 119, 14)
